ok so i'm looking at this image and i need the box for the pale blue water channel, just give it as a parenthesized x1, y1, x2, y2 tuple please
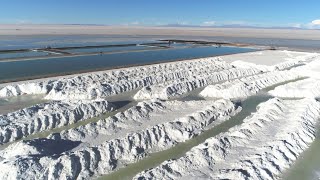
(0, 46, 256, 82)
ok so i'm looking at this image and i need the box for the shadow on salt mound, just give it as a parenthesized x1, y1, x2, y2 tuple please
(0, 119, 8, 126)
(1, 138, 81, 158)
(109, 100, 132, 109)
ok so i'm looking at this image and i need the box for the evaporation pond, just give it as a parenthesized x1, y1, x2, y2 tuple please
(0, 46, 256, 82)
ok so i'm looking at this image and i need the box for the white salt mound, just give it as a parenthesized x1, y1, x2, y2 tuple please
(200, 70, 301, 99)
(134, 67, 261, 100)
(0, 99, 240, 179)
(0, 50, 319, 179)
(269, 78, 320, 98)
(0, 99, 114, 144)
(135, 98, 320, 180)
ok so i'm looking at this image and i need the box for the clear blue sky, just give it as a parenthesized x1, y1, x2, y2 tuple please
(1, 0, 320, 28)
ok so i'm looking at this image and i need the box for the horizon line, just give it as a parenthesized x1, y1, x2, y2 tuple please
(0, 23, 319, 30)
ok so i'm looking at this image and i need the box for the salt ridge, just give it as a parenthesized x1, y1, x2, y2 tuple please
(0, 99, 239, 179)
(134, 98, 320, 180)
(200, 70, 302, 99)
(269, 78, 320, 98)
(0, 99, 114, 144)
(0, 50, 319, 179)
(134, 68, 261, 100)
(0, 57, 231, 100)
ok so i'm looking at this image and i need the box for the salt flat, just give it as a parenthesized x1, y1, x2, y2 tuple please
(222, 50, 316, 65)
(2, 25, 320, 41)
(0, 50, 320, 179)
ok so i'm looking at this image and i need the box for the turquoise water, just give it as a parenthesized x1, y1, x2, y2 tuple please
(0, 46, 256, 82)
(1, 34, 320, 51)
(0, 35, 157, 50)
(65, 45, 157, 54)
(0, 51, 49, 59)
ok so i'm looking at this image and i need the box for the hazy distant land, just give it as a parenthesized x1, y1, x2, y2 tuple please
(1, 24, 320, 40)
